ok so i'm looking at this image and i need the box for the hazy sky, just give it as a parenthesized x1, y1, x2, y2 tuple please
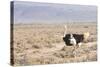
(12, 1, 97, 24)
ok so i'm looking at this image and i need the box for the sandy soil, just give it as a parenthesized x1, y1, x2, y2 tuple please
(12, 22, 97, 66)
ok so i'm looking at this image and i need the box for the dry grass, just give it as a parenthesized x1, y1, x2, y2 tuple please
(13, 22, 97, 66)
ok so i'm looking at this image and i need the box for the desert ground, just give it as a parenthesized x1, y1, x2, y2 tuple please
(12, 22, 97, 66)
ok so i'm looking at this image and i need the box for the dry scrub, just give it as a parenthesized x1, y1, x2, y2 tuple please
(13, 22, 97, 66)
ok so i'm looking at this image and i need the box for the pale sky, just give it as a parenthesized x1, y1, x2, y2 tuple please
(12, 1, 97, 24)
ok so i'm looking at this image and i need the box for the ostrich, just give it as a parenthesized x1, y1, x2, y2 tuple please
(63, 25, 90, 47)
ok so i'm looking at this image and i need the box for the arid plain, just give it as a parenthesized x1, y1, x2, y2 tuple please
(12, 22, 97, 65)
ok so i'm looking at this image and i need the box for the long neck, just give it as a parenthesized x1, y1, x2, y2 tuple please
(70, 34, 73, 38)
(64, 25, 67, 37)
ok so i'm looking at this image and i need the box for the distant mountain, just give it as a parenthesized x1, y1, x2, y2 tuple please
(12, 1, 97, 24)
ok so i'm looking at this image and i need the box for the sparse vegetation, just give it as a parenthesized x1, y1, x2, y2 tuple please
(13, 22, 97, 65)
